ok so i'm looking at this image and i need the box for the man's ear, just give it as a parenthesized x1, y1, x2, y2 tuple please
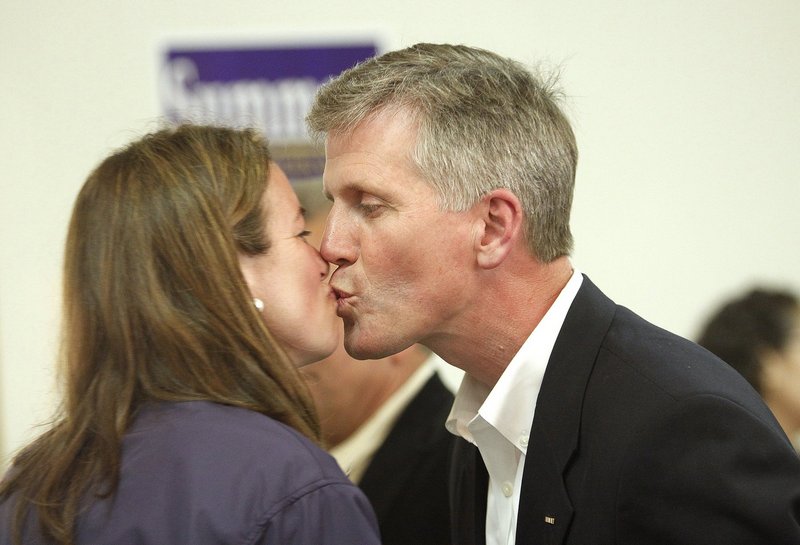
(474, 189, 524, 269)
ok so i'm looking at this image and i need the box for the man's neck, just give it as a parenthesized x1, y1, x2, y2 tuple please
(427, 256, 574, 387)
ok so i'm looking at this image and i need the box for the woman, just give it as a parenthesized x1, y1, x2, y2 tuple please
(698, 288, 800, 447)
(0, 125, 380, 545)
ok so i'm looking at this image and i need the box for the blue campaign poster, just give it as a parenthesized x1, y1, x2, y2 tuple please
(159, 39, 379, 181)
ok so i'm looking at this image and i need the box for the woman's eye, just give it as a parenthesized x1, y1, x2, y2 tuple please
(298, 230, 312, 240)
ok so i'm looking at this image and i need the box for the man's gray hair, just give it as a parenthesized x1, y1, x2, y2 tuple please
(307, 43, 577, 262)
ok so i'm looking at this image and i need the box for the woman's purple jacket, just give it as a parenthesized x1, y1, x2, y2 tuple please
(0, 401, 381, 545)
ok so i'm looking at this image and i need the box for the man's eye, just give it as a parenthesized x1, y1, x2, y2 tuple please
(357, 203, 383, 217)
(298, 230, 312, 240)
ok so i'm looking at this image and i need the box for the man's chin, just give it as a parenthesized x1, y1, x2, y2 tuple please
(342, 341, 382, 361)
(343, 333, 385, 360)
(343, 329, 412, 361)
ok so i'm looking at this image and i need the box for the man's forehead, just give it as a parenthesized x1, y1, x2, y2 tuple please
(321, 150, 402, 199)
(325, 109, 418, 157)
(321, 112, 423, 201)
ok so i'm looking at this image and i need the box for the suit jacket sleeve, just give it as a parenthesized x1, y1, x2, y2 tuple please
(616, 393, 800, 545)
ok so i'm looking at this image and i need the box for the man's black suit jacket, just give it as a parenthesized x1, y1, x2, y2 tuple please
(451, 275, 800, 545)
(359, 372, 455, 545)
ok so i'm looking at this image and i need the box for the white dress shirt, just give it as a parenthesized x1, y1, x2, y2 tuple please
(446, 269, 583, 545)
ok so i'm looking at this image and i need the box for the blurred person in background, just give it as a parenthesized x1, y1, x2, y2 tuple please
(297, 183, 454, 545)
(698, 288, 800, 448)
(0, 125, 380, 545)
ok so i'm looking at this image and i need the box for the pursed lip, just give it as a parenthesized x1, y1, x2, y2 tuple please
(331, 286, 353, 301)
(330, 285, 355, 316)
(325, 285, 338, 302)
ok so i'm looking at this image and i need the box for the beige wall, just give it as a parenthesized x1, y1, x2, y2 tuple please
(2, 0, 799, 465)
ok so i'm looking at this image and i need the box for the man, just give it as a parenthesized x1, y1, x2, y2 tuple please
(297, 188, 455, 545)
(306, 43, 800, 544)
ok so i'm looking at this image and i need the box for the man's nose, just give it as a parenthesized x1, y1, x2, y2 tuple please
(320, 207, 357, 268)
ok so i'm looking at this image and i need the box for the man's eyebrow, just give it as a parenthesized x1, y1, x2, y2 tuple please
(322, 179, 375, 202)
(298, 206, 307, 220)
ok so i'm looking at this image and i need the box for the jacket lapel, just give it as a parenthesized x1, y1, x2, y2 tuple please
(450, 438, 488, 545)
(515, 275, 616, 544)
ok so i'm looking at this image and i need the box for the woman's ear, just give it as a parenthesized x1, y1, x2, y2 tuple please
(474, 189, 524, 269)
(237, 253, 258, 296)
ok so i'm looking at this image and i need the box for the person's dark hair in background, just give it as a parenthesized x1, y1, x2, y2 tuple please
(698, 288, 800, 444)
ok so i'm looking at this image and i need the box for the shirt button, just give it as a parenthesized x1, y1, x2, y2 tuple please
(502, 482, 514, 497)
(519, 435, 529, 448)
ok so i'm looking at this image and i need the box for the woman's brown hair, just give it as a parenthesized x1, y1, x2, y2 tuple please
(0, 124, 320, 545)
